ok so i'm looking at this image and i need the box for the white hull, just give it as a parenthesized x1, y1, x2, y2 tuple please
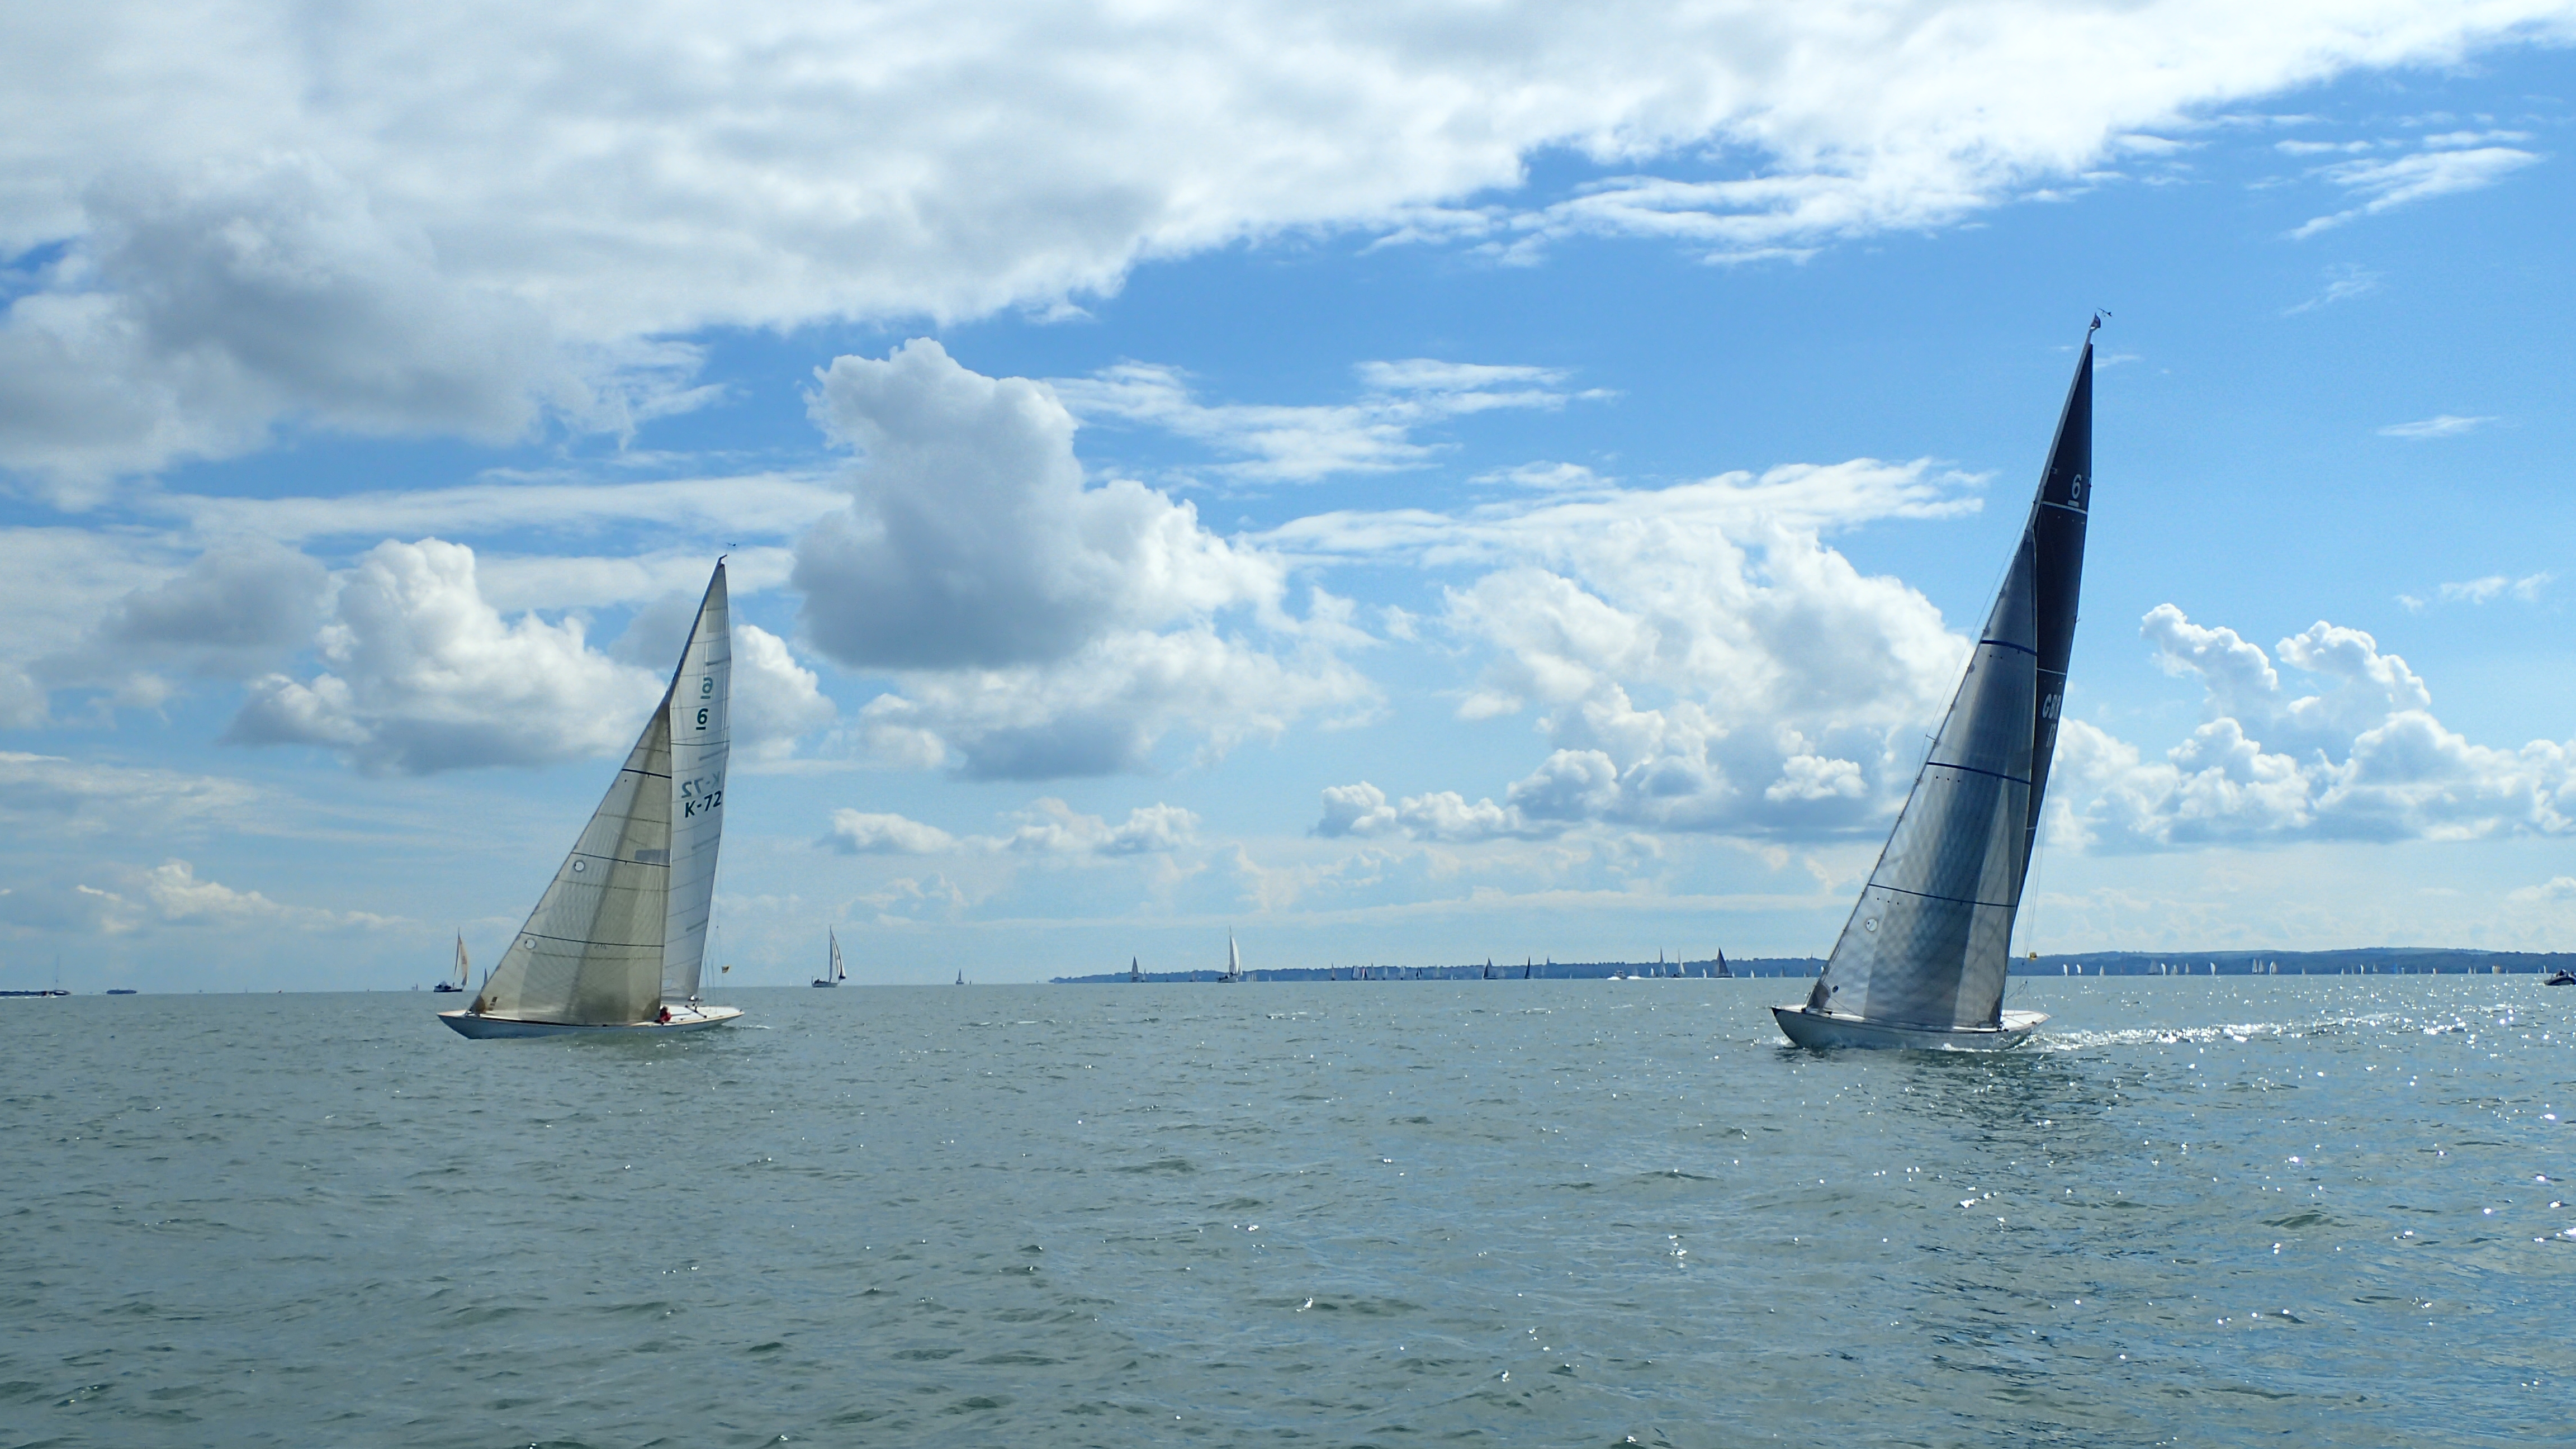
(439, 1005, 743, 1039)
(1772, 1006, 2044, 1052)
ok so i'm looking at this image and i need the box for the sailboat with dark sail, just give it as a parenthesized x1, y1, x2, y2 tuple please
(441, 562, 742, 1038)
(1774, 321, 2099, 1050)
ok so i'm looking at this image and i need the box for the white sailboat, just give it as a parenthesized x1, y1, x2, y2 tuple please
(1219, 933, 1245, 983)
(813, 929, 845, 987)
(442, 562, 742, 1039)
(1774, 320, 2099, 1051)
(432, 933, 468, 992)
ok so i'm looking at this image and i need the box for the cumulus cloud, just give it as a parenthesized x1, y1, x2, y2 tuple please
(32, 538, 330, 709)
(793, 340, 1368, 778)
(228, 538, 662, 774)
(794, 339, 1284, 670)
(1282, 459, 1981, 840)
(2057, 604, 2576, 847)
(826, 798, 1200, 856)
(3, 3, 2568, 487)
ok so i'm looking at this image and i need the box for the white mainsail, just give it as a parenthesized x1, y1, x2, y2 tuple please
(830, 930, 845, 983)
(662, 568, 731, 1003)
(453, 934, 470, 988)
(457, 562, 733, 1031)
(470, 708, 676, 1025)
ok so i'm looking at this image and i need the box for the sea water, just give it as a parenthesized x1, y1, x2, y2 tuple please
(4, 978, 2570, 1447)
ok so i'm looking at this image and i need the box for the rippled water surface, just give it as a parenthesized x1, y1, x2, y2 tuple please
(7, 978, 2574, 1447)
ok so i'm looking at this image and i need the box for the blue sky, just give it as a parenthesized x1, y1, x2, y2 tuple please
(2, 4, 2573, 988)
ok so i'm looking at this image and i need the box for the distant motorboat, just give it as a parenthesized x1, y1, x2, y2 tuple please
(813, 929, 846, 987)
(106, 988, 138, 995)
(1775, 320, 2100, 1051)
(2547, 969, 2574, 987)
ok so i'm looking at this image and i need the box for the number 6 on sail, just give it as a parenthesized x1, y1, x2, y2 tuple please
(442, 562, 743, 1039)
(1774, 320, 2100, 1051)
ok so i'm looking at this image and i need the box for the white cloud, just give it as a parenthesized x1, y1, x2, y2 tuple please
(2400, 571, 2551, 610)
(826, 799, 1199, 856)
(2060, 604, 2576, 847)
(1050, 358, 1596, 482)
(4, 3, 2569, 486)
(2292, 141, 2545, 238)
(2378, 413, 2497, 440)
(169, 474, 844, 552)
(228, 538, 663, 774)
(0, 751, 258, 834)
(2282, 261, 2381, 314)
(792, 340, 1369, 778)
(35, 538, 329, 707)
(1289, 460, 1983, 840)
(825, 810, 962, 855)
(0, 858, 395, 936)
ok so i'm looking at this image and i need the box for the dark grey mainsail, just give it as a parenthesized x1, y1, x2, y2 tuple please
(1781, 326, 2094, 1045)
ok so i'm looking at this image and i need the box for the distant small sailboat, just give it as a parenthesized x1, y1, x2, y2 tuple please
(1130, 956, 1144, 983)
(955, 969, 967, 986)
(442, 562, 742, 1039)
(1775, 321, 2098, 1050)
(433, 933, 468, 992)
(1219, 933, 1246, 983)
(813, 929, 845, 987)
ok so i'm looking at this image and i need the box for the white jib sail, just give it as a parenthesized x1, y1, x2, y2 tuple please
(830, 930, 844, 982)
(472, 707, 677, 1025)
(1811, 536, 2039, 1031)
(661, 566, 732, 1003)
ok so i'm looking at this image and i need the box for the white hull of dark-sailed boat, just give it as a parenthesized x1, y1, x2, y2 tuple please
(1772, 1006, 2045, 1052)
(440, 1005, 744, 1039)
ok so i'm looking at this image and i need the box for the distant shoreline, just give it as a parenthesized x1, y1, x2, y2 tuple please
(1054, 946, 2576, 983)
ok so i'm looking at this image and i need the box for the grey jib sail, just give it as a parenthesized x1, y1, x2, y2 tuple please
(1806, 339, 2092, 1031)
(471, 562, 730, 1025)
